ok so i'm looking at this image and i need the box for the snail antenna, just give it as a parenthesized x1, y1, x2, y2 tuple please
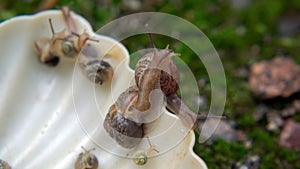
(71, 32, 99, 43)
(48, 18, 55, 35)
(81, 146, 96, 152)
(145, 24, 157, 53)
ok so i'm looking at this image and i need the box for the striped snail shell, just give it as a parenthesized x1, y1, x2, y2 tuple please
(74, 147, 98, 169)
(79, 44, 114, 85)
(103, 86, 144, 148)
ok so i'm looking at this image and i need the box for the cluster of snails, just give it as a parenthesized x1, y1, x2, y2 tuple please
(103, 35, 202, 149)
(34, 6, 114, 85)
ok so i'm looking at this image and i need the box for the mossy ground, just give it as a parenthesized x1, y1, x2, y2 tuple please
(1, 0, 300, 168)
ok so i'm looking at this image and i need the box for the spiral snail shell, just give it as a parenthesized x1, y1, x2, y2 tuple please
(103, 86, 144, 148)
(135, 45, 180, 96)
(132, 137, 159, 165)
(74, 147, 98, 169)
(78, 44, 114, 85)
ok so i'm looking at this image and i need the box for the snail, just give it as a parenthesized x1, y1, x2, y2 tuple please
(0, 159, 11, 169)
(78, 44, 114, 85)
(132, 137, 159, 166)
(74, 146, 98, 169)
(34, 6, 98, 66)
(103, 41, 175, 148)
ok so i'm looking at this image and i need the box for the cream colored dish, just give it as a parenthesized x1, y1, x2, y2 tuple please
(0, 9, 207, 169)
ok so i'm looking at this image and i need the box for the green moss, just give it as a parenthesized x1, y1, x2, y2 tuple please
(195, 138, 247, 168)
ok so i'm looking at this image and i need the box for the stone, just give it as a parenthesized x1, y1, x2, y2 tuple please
(235, 154, 260, 169)
(249, 57, 300, 99)
(279, 120, 300, 149)
(266, 112, 284, 131)
(278, 13, 300, 36)
(253, 104, 269, 121)
(199, 119, 237, 142)
(280, 100, 300, 118)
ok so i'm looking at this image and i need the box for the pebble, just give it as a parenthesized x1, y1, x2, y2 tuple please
(253, 104, 269, 122)
(194, 95, 208, 110)
(199, 119, 238, 142)
(266, 112, 283, 131)
(229, 0, 252, 10)
(279, 120, 300, 149)
(235, 154, 260, 169)
(249, 57, 300, 99)
(278, 13, 300, 36)
(198, 76, 208, 88)
(280, 100, 300, 118)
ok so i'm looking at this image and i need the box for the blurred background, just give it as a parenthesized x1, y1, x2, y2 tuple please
(1, 0, 300, 168)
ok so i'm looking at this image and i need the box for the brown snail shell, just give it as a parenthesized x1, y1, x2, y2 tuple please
(135, 47, 180, 95)
(104, 86, 144, 148)
(74, 147, 98, 169)
(78, 44, 114, 85)
(79, 59, 114, 85)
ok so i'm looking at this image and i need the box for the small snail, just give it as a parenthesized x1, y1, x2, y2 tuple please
(34, 6, 98, 66)
(74, 146, 98, 169)
(133, 137, 159, 165)
(78, 44, 114, 85)
(0, 159, 11, 169)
